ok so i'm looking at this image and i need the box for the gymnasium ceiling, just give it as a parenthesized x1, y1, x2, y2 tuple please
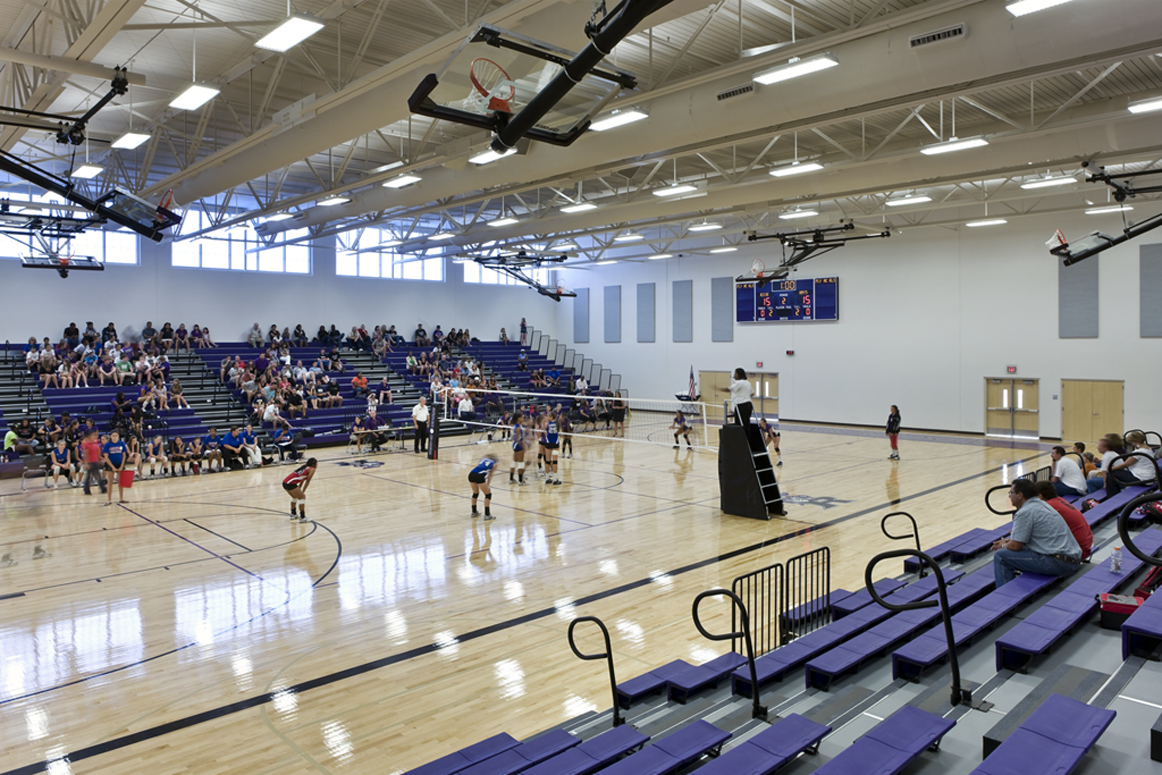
(3, 0, 1162, 266)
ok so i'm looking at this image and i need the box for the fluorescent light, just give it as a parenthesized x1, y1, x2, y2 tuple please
(710, 247, 738, 254)
(770, 161, 823, 178)
(589, 109, 648, 132)
(318, 197, 349, 207)
(595, 260, 618, 265)
(488, 217, 519, 227)
(649, 253, 672, 260)
(753, 53, 838, 86)
(561, 203, 597, 213)
(779, 210, 818, 219)
(1086, 205, 1133, 215)
(688, 222, 722, 232)
(169, 84, 220, 111)
(430, 231, 455, 240)
(256, 14, 325, 52)
(1020, 175, 1076, 190)
(886, 195, 932, 207)
(383, 174, 421, 188)
(920, 136, 988, 155)
(372, 161, 404, 173)
(613, 233, 643, 242)
(452, 256, 473, 263)
(469, 148, 516, 165)
(1128, 96, 1162, 114)
(966, 219, 1008, 227)
(653, 184, 698, 197)
(266, 212, 295, 222)
(554, 243, 578, 251)
(111, 132, 150, 149)
(71, 164, 104, 179)
(1005, 0, 1073, 17)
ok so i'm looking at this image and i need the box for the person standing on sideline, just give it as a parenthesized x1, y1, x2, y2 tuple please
(81, 430, 105, 495)
(283, 458, 317, 523)
(886, 405, 901, 460)
(102, 430, 130, 505)
(991, 478, 1081, 587)
(730, 368, 754, 427)
(469, 453, 498, 519)
(411, 396, 430, 454)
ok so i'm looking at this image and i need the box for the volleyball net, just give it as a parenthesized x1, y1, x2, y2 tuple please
(433, 387, 717, 449)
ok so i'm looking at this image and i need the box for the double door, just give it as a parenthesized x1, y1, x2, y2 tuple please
(985, 378, 1040, 439)
(1061, 380, 1124, 447)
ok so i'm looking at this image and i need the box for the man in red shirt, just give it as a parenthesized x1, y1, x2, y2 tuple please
(1035, 480, 1093, 560)
(80, 430, 106, 495)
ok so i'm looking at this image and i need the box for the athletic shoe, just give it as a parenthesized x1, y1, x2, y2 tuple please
(776, 460, 783, 467)
(673, 444, 679, 449)
(471, 511, 479, 518)
(290, 510, 297, 520)
(483, 514, 495, 521)
(517, 480, 528, 486)
(44, 478, 51, 489)
(297, 515, 311, 523)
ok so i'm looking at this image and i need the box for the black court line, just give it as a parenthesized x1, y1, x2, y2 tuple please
(0, 592, 25, 601)
(1, 450, 1042, 775)
(183, 519, 252, 552)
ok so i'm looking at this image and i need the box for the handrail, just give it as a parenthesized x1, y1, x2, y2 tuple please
(864, 550, 982, 709)
(880, 512, 924, 576)
(566, 616, 623, 728)
(1146, 431, 1162, 451)
(1106, 451, 1162, 493)
(693, 588, 767, 719)
(985, 483, 1016, 516)
(1118, 491, 1162, 568)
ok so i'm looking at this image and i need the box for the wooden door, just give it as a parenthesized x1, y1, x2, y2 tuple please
(985, 378, 1013, 436)
(1062, 380, 1124, 447)
(1012, 379, 1039, 438)
(699, 370, 732, 411)
(756, 373, 779, 419)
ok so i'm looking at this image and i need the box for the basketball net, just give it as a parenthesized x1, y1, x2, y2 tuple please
(464, 58, 516, 116)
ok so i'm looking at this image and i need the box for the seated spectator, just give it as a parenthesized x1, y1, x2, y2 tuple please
(1034, 480, 1093, 561)
(171, 378, 190, 409)
(1082, 451, 1097, 474)
(458, 395, 476, 422)
(365, 409, 390, 452)
(575, 375, 588, 394)
(499, 327, 509, 345)
(517, 349, 529, 371)
(992, 478, 1081, 587)
(141, 321, 158, 347)
(268, 324, 282, 345)
(327, 325, 343, 346)
(5, 425, 36, 459)
(326, 376, 343, 407)
(314, 325, 329, 344)
(376, 377, 393, 405)
(102, 321, 118, 342)
(247, 323, 265, 347)
(547, 367, 561, 387)
(174, 323, 189, 353)
(64, 322, 80, 349)
(264, 402, 291, 431)
(1105, 430, 1157, 494)
(351, 372, 369, 397)
(1050, 445, 1087, 498)
(292, 325, 309, 347)
(159, 322, 175, 352)
(190, 324, 205, 348)
(221, 427, 246, 471)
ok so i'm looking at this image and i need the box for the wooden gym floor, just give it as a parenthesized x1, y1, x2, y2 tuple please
(0, 425, 1047, 775)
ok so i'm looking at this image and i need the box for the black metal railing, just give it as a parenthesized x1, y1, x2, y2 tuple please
(985, 483, 1017, 516)
(881, 512, 925, 576)
(693, 589, 767, 720)
(1118, 491, 1162, 568)
(567, 616, 623, 728)
(731, 561, 783, 654)
(782, 547, 831, 645)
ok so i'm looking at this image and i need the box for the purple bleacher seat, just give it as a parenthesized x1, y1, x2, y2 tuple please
(521, 724, 649, 775)
(971, 694, 1115, 775)
(695, 714, 831, 775)
(405, 732, 520, 775)
(813, 705, 955, 775)
(457, 730, 581, 775)
(666, 651, 747, 703)
(1122, 593, 1162, 660)
(615, 659, 692, 708)
(599, 720, 730, 775)
(832, 579, 906, 618)
(781, 589, 853, 628)
(950, 524, 1013, 563)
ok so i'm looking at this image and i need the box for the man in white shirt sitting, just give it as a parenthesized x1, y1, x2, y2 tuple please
(1050, 446, 1087, 498)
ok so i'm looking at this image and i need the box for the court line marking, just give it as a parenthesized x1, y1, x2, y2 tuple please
(184, 518, 253, 552)
(0, 450, 1043, 775)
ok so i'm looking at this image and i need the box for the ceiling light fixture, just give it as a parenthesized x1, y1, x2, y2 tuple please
(1086, 205, 1133, 215)
(561, 203, 597, 213)
(71, 164, 104, 179)
(111, 132, 150, 150)
(588, 109, 648, 132)
(966, 219, 1008, 227)
(469, 148, 517, 165)
(770, 161, 824, 178)
(710, 247, 737, 253)
(170, 84, 220, 111)
(1128, 96, 1162, 114)
(429, 231, 455, 240)
(256, 13, 325, 52)
(1005, 0, 1073, 17)
(649, 253, 672, 260)
(613, 233, 644, 242)
(653, 184, 698, 197)
(920, 136, 988, 155)
(554, 243, 578, 251)
(380, 239, 403, 248)
(488, 217, 519, 227)
(372, 161, 404, 173)
(1020, 175, 1076, 189)
(383, 174, 421, 188)
(266, 212, 295, 222)
(688, 222, 722, 231)
(753, 53, 838, 85)
(779, 209, 819, 219)
(595, 259, 618, 265)
(886, 195, 932, 207)
(318, 197, 349, 207)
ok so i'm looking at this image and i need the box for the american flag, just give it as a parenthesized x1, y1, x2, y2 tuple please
(688, 366, 696, 399)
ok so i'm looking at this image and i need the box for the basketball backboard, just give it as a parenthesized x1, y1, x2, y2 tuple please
(408, 24, 637, 147)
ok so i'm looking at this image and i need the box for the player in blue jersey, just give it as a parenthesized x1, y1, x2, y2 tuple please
(468, 453, 498, 519)
(542, 415, 561, 485)
(102, 430, 130, 505)
(509, 413, 528, 485)
(670, 410, 692, 448)
(49, 438, 75, 489)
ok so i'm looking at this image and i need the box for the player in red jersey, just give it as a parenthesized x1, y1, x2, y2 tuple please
(282, 457, 317, 523)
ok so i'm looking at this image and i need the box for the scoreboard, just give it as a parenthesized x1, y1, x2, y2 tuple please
(736, 277, 839, 322)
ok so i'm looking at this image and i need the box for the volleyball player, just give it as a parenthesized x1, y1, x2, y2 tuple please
(542, 414, 561, 485)
(102, 430, 130, 505)
(509, 413, 528, 485)
(283, 457, 318, 523)
(758, 417, 782, 466)
(670, 410, 692, 448)
(468, 453, 498, 519)
(49, 438, 75, 489)
(558, 408, 573, 459)
(143, 435, 169, 478)
(534, 412, 548, 479)
(169, 436, 189, 476)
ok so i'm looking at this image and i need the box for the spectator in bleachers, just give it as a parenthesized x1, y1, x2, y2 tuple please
(547, 366, 561, 387)
(141, 321, 158, 347)
(268, 324, 282, 345)
(1082, 451, 1097, 474)
(64, 322, 80, 349)
(285, 386, 308, 419)
(159, 322, 175, 351)
(519, 317, 528, 345)
(351, 372, 369, 398)
(325, 325, 342, 345)
(1105, 430, 1157, 494)
(1050, 445, 1087, 498)
(347, 327, 368, 352)
(500, 327, 509, 345)
(1087, 434, 1124, 493)
(992, 478, 1081, 587)
(376, 377, 393, 405)
(174, 323, 189, 353)
(98, 355, 117, 385)
(292, 325, 309, 347)
(517, 349, 528, 371)
(247, 323, 265, 347)
(1034, 480, 1093, 561)
(458, 394, 476, 422)
(324, 375, 343, 408)
(414, 324, 429, 347)
(102, 322, 118, 342)
(170, 378, 190, 409)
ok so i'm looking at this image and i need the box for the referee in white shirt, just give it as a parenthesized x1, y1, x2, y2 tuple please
(411, 396, 430, 453)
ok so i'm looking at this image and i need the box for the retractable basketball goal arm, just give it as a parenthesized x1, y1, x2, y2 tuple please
(745, 222, 891, 274)
(1051, 164, 1162, 266)
(488, 0, 674, 154)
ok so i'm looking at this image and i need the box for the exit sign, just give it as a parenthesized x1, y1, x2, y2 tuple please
(1006, 365, 1017, 374)
(756, 361, 763, 368)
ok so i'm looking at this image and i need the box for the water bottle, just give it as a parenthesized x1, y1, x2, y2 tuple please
(1110, 546, 1122, 574)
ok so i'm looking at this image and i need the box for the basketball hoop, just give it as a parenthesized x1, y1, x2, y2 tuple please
(751, 257, 766, 280)
(466, 58, 515, 115)
(555, 278, 569, 296)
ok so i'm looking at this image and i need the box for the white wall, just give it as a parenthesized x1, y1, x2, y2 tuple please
(552, 213, 1162, 438)
(0, 239, 562, 350)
